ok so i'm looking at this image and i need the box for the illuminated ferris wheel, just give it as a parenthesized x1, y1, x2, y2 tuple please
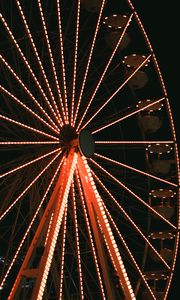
(0, 0, 179, 299)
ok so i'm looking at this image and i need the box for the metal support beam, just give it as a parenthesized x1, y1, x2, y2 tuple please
(77, 154, 136, 300)
(8, 149, 77, 300)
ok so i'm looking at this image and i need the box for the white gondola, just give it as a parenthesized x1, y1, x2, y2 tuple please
(139, 115, 162, 133)
(142, 272, 168, 299)
(149, 188, 176, 198)
(103, 14, 129, 29)
(149, 231, 174, 262)
(144, 272, 169, 280)
(149, 231, 175, 240)
(123, 54, 149, 68)
(105, 31, 130, 51)
(150, 247, 173, 263)
(152, 205, 175, 220)
(128, 70, 149, 89)
(150, 160, 171, 175)
(147, 143, 173, 154)
(137, 99, 164, 112)
(104, 14, 131, 51)
(149, 188, 175, 220)
(81, 0, 103, 12)
(160, 248, 173, 262)
(123, 54, 149, 88)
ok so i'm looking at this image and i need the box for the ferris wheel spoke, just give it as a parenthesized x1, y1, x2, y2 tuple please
(71, 0, 81, 126)
(91, 169, 171, 270)
(81, 54, 151, 130)
(56, 0, 68, 122)
(95, 140, 174, 145)
(0, 84, 59, 134)
(73, 0, 106, 127)
(0, 113, 59, 140)
(0, 54, 59, 130)
(71, 183, 84, 299)
(59, 204, 68, 300)
(103, 204, 156, 299)
(77, 13, 133, 131)
(0, 148, 60, 180)
(90, 158, 177, 230)
(95, 152, 178, 188)
(37, 0, 66, 124)
(0, 141, 59, 145)
(0, 13, 61, 127)
(15, 0, 63, 125)
(0, 150, 62, 223)
(66, 194, 103, 296)
(91, 97, 165, 134)
(0, 157, 63, 290)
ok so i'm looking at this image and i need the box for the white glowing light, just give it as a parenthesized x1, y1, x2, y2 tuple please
(37, 0, 66, 124)
(73, 0, 106, 126)
(0, 54, 58, 130)
(0, 113, 59, 140)
(15, 0, 62, 125)
(0, 148, 60, 179)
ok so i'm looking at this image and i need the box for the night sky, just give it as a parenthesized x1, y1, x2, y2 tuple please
(133, 2, 179, 299)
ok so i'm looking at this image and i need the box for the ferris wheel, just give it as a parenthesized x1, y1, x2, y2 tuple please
(0, 0, 179, 299)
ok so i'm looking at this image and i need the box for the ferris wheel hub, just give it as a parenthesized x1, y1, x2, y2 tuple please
(78, 129, 95, 158)
(59, 126, 94, 157)
(59, 124, 78, 149)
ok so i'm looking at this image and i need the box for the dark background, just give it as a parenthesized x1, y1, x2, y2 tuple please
(133, 1, 179, 299)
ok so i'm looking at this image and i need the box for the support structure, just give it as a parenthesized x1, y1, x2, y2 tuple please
(7, 128, 137, 299)
(8, 149, 77, 300)
(77, 154, 136, 300)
